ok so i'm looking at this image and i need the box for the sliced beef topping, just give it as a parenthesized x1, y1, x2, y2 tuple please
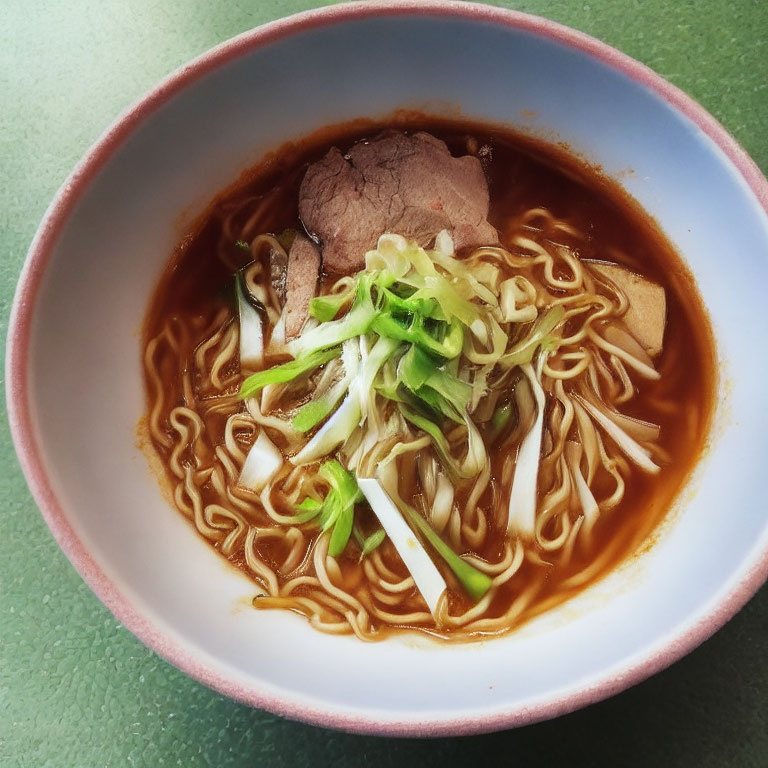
(298, 131, 499, 274)
(284, 233, 321, 340)
(269, 246, 288, 304)
(591, 263, 667, 357)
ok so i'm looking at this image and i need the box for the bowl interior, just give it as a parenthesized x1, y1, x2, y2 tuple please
(14, 6, 768, 733)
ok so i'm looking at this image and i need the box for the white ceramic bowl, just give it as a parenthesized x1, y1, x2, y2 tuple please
(7, 1, 768, 736)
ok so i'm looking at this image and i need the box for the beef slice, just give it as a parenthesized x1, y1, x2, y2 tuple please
(284, 233, 321, 340)
(592, 262, 666, 357)
(298, 131, 499, 273)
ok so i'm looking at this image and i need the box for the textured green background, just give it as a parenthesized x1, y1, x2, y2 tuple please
(1, 1, 766, 766)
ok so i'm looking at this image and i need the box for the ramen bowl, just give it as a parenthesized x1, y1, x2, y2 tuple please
(7, 1, 768, 735)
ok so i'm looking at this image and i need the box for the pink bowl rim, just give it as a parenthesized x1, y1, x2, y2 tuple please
(6, 0, 768, 737)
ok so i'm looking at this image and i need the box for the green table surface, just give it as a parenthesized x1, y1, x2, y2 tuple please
(1, 1, 766, 765)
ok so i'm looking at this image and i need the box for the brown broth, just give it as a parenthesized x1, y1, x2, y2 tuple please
(143, 117, 716, 638)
